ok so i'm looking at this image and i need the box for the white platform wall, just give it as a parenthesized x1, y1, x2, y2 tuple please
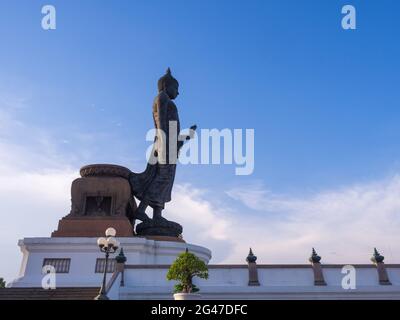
(9, 237, 400, 300)
(119, 265, 400, 300)
(9, 237, 211, 288)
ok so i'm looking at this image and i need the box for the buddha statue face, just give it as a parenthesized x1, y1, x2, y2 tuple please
(165, 82, 179, 100)
(158, 68, 179, 100)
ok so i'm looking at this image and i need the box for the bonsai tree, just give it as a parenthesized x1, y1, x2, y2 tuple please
(0, 278, 6, 288)
(167, 249, 208, 293)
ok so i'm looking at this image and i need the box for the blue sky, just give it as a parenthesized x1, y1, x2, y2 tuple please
(1, 0, 400, 282)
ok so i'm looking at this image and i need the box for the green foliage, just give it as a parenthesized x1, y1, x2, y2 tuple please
(173, 283, 199, 293)
(167, 250, 208, 293)
(0, 278, 6, 288)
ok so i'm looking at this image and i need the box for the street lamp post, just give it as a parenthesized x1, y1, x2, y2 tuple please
(95, 227, 120, 300)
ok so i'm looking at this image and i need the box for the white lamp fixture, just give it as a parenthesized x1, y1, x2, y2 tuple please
(105, 227, 116, 237)
(95, 227, 120, 300)
(97, 237, 107, 248)
(107, 237, 118, 249)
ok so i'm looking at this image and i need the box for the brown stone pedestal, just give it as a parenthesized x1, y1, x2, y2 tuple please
(52, 216, 134, 237)
(51, 164, 136, 238)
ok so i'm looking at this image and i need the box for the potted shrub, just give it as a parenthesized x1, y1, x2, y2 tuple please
(167, 249, 208, 300)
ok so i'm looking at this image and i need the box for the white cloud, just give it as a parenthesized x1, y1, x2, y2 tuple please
(165, 184, 236, 262)
(0, 167, 76, 283)
(0, 108, 78, 282)
(225, 178, 400, 264)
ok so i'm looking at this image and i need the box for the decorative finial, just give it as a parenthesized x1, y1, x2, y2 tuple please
(246, 248, 257, 263)
(115, 247, 127, 264)
(166, 67, 172, 75)
(371, 248, 385, 263)
(309, 247, 322, 263)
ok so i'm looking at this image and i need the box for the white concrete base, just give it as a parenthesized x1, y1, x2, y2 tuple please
(8, 236, 400, 299)
(173, 293, 202, 300)
(9, 237, 211, 288)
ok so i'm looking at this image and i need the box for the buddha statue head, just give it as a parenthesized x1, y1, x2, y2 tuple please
(158, 68, 179, 99)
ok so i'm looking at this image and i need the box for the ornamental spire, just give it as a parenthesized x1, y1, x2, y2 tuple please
(371, 247, 385, 263)
(309, 247, 322, 263)
(246, 248, 257, 263)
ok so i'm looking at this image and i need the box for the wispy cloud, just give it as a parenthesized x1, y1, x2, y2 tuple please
(0, 106, 76, 281)
(224, 178, 400, 264)
(166, 184, 235, 262)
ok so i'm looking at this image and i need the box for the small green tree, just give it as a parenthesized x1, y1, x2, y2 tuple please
(166, 249, 208, 293)
(0, 278, 6, 288)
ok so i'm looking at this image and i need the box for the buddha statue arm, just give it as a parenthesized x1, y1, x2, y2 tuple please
(177, 124, 197, 155)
